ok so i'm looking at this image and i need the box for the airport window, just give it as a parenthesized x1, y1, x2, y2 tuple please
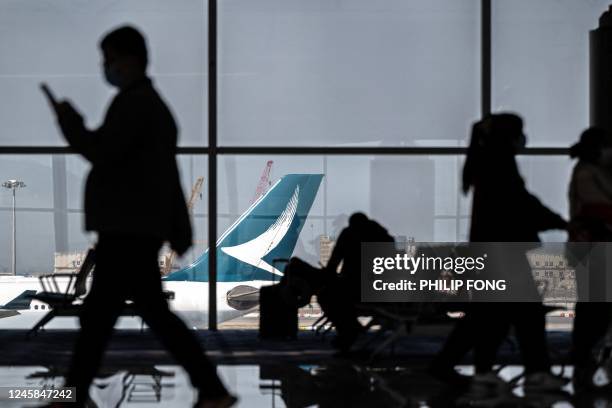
(0, 0, 207, 146)
(0, 155, 206, 275)
(218, 0, 481, 146)
(0, 0, 600, 329)
(219, 155, 473, 260)
(492, 0, 611, 146)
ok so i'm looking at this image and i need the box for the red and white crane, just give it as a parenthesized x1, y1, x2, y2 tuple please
(251, 160, 273, 204)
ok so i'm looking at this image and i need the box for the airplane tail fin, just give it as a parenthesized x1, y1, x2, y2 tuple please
(3, 290, 37, 310)
(165, 174, 323, 282)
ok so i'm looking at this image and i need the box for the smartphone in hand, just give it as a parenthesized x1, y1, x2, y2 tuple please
(40, 82, 59, 111)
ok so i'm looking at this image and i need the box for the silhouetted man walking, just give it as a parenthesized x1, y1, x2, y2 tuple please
(48, 26, 235, 408)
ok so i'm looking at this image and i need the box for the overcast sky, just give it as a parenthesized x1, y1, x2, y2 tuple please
(0, 0, 602, 273)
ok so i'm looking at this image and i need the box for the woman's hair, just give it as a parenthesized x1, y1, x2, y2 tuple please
(462, 113, 524, 194)
(462, 119, 488, 194)
(569, 127, 610, 163)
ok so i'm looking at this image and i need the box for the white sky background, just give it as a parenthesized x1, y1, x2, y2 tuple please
(0, 0, 601, 273)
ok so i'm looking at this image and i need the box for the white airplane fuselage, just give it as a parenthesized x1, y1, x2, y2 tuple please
(0, 275, 270, 329)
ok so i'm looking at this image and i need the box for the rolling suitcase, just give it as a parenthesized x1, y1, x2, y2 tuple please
(259, 284, 298, 340)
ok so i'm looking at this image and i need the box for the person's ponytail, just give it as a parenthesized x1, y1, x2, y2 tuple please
(462, 120, 487, 194)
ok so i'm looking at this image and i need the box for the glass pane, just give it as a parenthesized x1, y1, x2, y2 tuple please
(0, 154, 208, 330)
(217, 155, 473, 328)
(492, 0, 610, 146)
(0, 154, 207, 274)
(216, 154, 572, 326)
(0, 156, 54, 209)
(219, 0, 480, 146)
(219, 155, 471, 246)
(0, 0, 206, 146)
(0, 155, 87, 275)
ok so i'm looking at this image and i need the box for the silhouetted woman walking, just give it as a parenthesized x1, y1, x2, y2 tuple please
(431, 114, 567, 396)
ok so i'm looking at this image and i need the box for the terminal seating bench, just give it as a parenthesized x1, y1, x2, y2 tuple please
(28, 249, 174, 337)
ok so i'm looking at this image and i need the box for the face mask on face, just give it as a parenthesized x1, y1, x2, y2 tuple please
(103, 63, 122, 87)
(600, 147, 612, 167)
(513, 133, 526, 152)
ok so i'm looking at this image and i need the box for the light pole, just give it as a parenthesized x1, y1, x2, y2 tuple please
(2, 180, 26, 275)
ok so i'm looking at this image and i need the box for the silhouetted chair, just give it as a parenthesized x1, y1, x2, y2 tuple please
(311, 314, 334, 338)
(28, 248, 174, 336)
(27, 249, 96, 336)
(354, 303, 423, 361)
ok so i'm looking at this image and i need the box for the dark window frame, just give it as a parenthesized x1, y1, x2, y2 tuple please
(0, 0, 574, 329)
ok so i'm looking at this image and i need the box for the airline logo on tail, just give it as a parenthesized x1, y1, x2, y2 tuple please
(164, 174, 323, 282)
(221, 186, 299, 276)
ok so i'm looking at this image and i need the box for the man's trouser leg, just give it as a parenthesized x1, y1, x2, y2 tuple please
(472, 304, 511, 374)
(512, 303, 550, 374)
(64, 249, 124, 406)
(431, 305, 475, 371)
(131, 238, 228, 399)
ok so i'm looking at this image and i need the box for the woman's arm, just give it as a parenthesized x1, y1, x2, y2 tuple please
(525, 192, 568, 231)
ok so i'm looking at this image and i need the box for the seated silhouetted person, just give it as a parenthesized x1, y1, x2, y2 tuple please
(319, 213, 394, 349)
(50, 26, 235, 408)
(326, 212, 394, 301)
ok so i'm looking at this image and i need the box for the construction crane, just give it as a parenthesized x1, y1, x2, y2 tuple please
(161, 176, 204, 276)
(251, 160, 273, 204)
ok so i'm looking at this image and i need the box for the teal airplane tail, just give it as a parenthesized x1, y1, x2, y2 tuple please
(164, 174, 323, 282)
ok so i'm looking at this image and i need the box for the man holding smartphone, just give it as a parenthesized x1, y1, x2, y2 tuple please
(45, 26, 235, 408)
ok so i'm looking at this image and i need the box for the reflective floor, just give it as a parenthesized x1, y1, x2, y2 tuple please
(0, 327, 609, 407)
(3, 364, 612, 407)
